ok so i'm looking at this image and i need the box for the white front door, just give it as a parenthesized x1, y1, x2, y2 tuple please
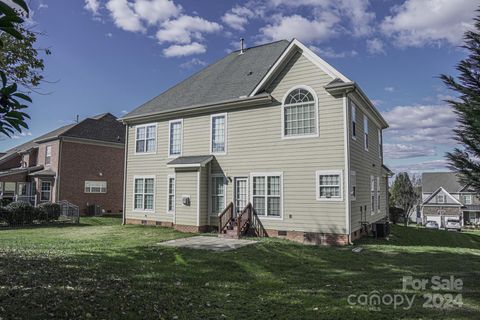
(234, 177, 248, 217)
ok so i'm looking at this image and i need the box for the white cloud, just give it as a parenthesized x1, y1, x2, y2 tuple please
(133, 0, 181, 25)
(156, 15, 222, 44)
(310, 46, 357, 58)
(366, 38, 385, 55)
(106, 0, 145, 32)
(121, 110, 128, 114)
(259, 13, 339, 44)
(389, 159, 450, 173)
(384, 86, 395, 92)
(106, 32, 113, 38)
(179, 58, 207, 69)
(38, 3, 48, 10)
(384, 143, 436, 159)
(84, 0, 100, 15)
(163, 42, 206, 57)
(222, 6, 256, 31)
(383, 104, 457, 145)
(381, 0, 479, 47)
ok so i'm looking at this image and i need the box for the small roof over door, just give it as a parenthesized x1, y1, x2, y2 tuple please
(167, 155, 213, 169)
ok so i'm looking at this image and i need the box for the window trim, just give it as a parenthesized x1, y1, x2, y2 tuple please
(364, 115, 369, 151)
(210, 113, 228, 155)
(45, 145, 52, 166)
(463, 194, 473, 205)
(166, 174, 175, 214)
(376, 176, 381, 213)
(316, 170, 343, 202)
(350, 170, 356, 201)
(209, 173, 227, 216)
(351, 101, 357, 140)
(378, 128, 382, 159)
(84, 181, 107, 194)
(437, 194, 446, 204)
(370, 175, 375, 214)
(134, 123, 157, 155)
(250, 172, 284, 220)
(40, 180, 52, 202)
(132, 175, 156, 213)
(168, 119, 183, 158)
(281, 85, 319, 140)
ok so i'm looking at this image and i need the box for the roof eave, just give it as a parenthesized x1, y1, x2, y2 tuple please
(119, 94, 273, 124)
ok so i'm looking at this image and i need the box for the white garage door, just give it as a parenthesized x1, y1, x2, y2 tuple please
(425, 215, 441, 226)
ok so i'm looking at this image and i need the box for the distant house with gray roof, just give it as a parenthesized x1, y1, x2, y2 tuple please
(421, 172, 479, 227)
(0, 113, 125, 214)
(120, 39, 390, 245)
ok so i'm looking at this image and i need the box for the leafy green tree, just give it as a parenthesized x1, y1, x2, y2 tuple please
(390, 172, 420, 225)
(0, 0, 33, 137)
(441, 13, 480, 191)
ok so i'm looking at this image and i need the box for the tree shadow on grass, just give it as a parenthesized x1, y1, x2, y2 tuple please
(0, 238, 479, 320)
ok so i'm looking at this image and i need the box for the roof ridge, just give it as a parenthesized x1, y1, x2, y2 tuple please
(230, 39, 289, 53)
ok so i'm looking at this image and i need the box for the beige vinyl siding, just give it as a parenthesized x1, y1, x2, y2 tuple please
(125, 51, 347, 234)
(174, 169, 198, 226)
(199, 165, 209, 226)
(348, 94, 386, 231)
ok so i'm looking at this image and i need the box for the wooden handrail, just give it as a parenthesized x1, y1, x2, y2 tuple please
(237, 202, 252, 237)
(218, 202, 233, 233)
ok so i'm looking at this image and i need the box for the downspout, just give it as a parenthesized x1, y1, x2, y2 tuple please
(344, 90, 355, 245)
(122, 125, 128, 225)
(56, 139, 62, 202)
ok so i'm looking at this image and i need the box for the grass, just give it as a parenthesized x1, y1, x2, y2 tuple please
(0, 218, 479, 319)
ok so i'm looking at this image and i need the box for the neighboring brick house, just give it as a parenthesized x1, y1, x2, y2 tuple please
(0, 113, 125, 214)
(421, 172, 480, 227)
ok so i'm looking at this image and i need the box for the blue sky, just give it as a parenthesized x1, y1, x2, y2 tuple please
(1, 0, 478, 173)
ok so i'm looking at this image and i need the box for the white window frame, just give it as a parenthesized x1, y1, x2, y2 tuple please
(40, 180, 51, 202)
(316, 170, 343, 202)
(210, 113, 227, 155)
(378, 128, 382, 159)
(281, 85, 319, 139)
(133, 175, 156, 212)
(134, 123, 157, 155)
(377, 176, 381, 213)
(370, 175, 375, 214)
(84, 181, 107, 193)
(350, 170, 356, 201)
(351, 101, 356, 140)
(168, 119, 183, 158)
(209, 174, 227, 215)
(437, 194, 446, 204)
(364, 115, 369, 151)
(45, 145, 52, 166)
(462, 194, 473, 205)
(166, 174, 176, 214)
(250, 172, 283, 220)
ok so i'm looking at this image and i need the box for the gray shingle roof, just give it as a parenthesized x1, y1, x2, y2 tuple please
(422, 172, 464, 193)
(29, 168, 56, 177)
(0, 165, 44, 177)
(123, 40, 290, 119)
(167, 155, 213, 167)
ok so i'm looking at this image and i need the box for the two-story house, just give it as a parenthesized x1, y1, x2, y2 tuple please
(0, 113, 125, 214)
(120, 39, 389, 245)
(421, 172, 480, 227)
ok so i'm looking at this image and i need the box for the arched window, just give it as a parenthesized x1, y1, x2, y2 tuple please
(282, 86, 318, 137)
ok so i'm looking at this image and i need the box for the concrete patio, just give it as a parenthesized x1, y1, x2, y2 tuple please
(159, 236, 257, 252)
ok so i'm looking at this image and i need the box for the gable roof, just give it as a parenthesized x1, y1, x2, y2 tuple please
(122, 40, 290, 120)
(422, 187, 463, 206)
(0, 113, 124, 164)
(422, 172, 464, 193)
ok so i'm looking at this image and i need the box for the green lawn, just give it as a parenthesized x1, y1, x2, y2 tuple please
(0, 218, 479, 319)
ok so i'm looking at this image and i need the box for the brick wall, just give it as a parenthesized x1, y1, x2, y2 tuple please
(423, 206, 462, 215)
(59, 141, 124, 214)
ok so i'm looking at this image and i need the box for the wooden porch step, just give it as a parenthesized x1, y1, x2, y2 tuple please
(218, 227, 240, 239)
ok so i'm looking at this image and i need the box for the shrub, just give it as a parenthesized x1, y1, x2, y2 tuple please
(37, 202, 61, 222)
(5, 201, 35, 225)
(389, 207, 404, 225)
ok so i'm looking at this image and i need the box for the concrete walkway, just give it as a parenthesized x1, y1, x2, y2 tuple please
(159, 236, 257, 252)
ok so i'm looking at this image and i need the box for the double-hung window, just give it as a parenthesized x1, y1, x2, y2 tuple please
(316, 170, 343, 201)
(211, 114, 227, 154)
(437, 194, 446, 204)
(283, 87, 318, 138)
(167, 175, 175, 213)
(252, 174, 282, 217)
(168, 119, 183, 157)
(377, 177, 381, 212)
(350, 171, 356, 200)
(45, 146, 52, 165)
(134, 177, 155, 211)
(370, 176, 375, 214)
(135, 124, 156, 154)
(85, 181, 107, 193)
(462, 194, 473, 205)
(351, 102, 357, 139)
(364, 115, 369, 151)
(40, 181, 51, 201)
(210, 175, 226, 214)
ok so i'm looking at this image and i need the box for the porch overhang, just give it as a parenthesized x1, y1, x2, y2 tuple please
(463, 205, 480, 212)
(28, 168, 56, 177)
(167, 155, 213, 169)
(0, 165, 43, 178)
